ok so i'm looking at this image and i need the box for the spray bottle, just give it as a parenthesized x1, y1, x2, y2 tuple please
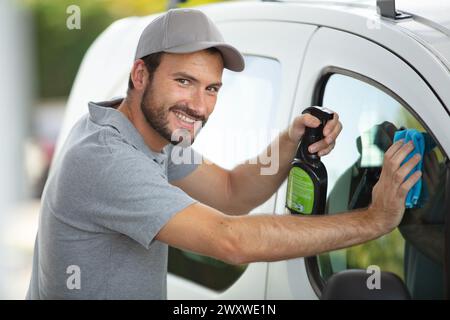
(286, 106, 334, 215)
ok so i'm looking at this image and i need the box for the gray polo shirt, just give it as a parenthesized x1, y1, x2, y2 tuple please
(26, 98, 199, 299)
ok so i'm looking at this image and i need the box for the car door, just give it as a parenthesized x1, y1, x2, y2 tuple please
(268, 27, 450, 299)
(167, 20, 318, 299)
(55, 8, 319, 300)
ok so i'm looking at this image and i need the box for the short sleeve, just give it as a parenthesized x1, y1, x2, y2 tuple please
(97, 152, 196, 248)
(166, 144, 202, 181)
(64, 144, 196, 249)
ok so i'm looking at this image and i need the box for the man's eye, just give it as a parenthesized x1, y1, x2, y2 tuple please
(207, 86, 219, 93)
(176, 79, 190, 85)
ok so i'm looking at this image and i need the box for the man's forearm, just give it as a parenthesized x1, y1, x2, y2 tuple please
(226, 207, 387, 264)
(228, 130, 298, 213)
(160, 139, 418, 266)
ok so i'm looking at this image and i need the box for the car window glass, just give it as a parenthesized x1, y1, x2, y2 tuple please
(316, 74, 447, 299)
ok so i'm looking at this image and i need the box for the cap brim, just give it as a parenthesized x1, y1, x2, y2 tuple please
(164, 41, 245, 72)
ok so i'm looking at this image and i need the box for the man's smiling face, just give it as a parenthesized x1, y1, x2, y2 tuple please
(141, 49, 224, 145)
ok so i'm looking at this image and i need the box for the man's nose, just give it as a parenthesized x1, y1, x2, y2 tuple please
(191, 88, 208, 117)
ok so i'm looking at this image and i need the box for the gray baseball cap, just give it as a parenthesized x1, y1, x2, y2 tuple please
(134, 8, 245, 72)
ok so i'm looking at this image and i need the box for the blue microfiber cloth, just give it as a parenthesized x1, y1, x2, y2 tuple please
(393, 129, 425, 208)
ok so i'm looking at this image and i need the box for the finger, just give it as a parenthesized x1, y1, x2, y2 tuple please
(380, 140, 407, 181)
(398, 171, 422, 198)
(323, 113, 338, 136)
(297, 114, 320, 129)
(318, 142, 335, 157)
(384, 139, 405, 159)
(324, 121, 342, 145)
(308, 139, 329, 153)
(390, 141, 415, 170)
(310, 121, 341, 152)
(393, 153, 421, 186)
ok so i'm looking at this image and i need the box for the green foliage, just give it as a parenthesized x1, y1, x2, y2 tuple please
(27, 1, 112, 98)
(346, 229, 405, 279)
(318, 229, 405, 281)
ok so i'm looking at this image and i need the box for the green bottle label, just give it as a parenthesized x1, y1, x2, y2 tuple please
(286, 167, 315, 214)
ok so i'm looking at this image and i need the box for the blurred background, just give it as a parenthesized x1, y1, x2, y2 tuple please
(0, 0, 229, 299)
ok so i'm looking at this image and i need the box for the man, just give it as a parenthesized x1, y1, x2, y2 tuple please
(27, 8, 422, 299)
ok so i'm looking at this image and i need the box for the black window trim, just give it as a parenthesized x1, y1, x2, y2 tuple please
(305, 66, 450, 299)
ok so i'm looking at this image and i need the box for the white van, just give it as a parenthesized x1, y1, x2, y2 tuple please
(56, 0, 450, 299)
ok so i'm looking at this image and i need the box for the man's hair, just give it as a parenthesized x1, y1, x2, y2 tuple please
(127, 47, 222, 92)
(128, 52, 164, 91)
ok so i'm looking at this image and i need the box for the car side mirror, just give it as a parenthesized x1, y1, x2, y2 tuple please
(321, 269, 411, 300)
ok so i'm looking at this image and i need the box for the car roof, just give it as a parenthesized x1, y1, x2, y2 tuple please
(263, 0, 450, 62)
(277, 0, 450, 29)
(395, 0, 450, 66)
(199, 0, 450, 110)
(397, 0, 450, 31)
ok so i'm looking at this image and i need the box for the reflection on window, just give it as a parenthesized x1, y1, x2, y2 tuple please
(168, 56, 281, 291)
(317, 74, 447, 299)
(193, 55, 281, 169)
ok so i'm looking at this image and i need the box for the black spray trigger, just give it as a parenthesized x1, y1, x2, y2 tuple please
(302, 106, 334, 137)
(299, 106, 334, 161)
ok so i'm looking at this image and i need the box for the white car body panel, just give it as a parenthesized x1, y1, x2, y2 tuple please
(271, 26, 450, 299)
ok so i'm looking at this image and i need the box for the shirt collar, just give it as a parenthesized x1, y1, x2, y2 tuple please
(88, 98, 168, 165)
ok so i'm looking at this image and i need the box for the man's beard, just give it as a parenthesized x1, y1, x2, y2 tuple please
(140, 82, 207, 146)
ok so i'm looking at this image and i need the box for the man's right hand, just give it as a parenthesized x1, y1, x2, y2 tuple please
(368, 139, 423, 232)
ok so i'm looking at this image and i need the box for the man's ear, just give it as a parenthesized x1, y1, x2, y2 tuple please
(130, 59, 148, 91)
